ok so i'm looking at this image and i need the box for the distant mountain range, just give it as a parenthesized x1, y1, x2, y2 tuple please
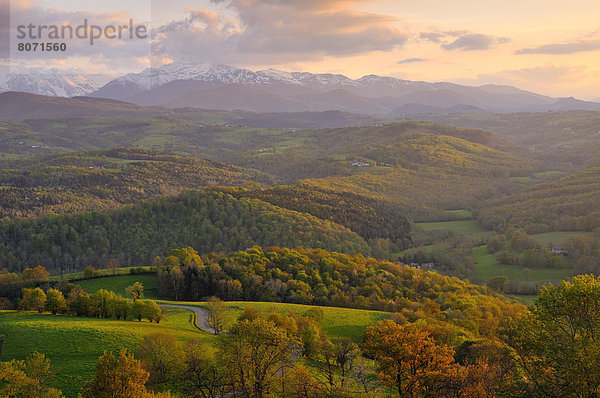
(0, 68, 100, 97)
(2, 63, 600, 114)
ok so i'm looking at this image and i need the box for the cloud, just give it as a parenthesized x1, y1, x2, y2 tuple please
(516, 40, 600, 55)
(418, 30, 509, 51)
(516, 29, 600, 55)
(5, 1, 151, 75)
(442, 34, 509, 51)
(419, 30, 468, 44)
(478, 65, 587, 85)
(397, 57, 426, 64)
(152, 0, 409, 64)
(419, 32, 445, 43)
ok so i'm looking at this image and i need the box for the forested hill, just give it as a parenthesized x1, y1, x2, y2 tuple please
(156, 246, 524, 337)
(0, 190, 369, 273)
(229, 122, 536, 181)
(477, 166, 600, 233)
(220, 185, 411, 244)
(0, 148, 271, 218)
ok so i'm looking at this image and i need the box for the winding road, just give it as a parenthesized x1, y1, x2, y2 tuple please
(160, 304, 215, 334)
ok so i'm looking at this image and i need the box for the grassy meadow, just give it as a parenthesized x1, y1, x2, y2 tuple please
(470, 245, 573, 281)
(75, 274, 159, 299)
(0, 308, 211, 397)
(531, 231, 590, 247)
(417, 219, 492, 238)
(1, 271, 389, 396)
(161, 300, 389, 341)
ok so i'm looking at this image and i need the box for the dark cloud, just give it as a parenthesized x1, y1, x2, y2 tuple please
(442, 34, 509, 51)
(153, 0, 409, 64)
(397, 57, 426, 64)
(516, 40, 600, 55)
(419, 32, 445, 43)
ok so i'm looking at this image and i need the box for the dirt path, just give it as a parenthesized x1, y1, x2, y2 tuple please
(160, 304, 215, 334)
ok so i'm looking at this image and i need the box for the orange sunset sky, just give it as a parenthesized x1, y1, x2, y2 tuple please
(5, 0, 600, 99)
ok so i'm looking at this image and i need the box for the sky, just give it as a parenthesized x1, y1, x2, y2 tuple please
(2, 0, 600, 99)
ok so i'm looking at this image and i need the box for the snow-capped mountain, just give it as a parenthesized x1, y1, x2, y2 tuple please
(108, 63, 256, 91)
(91, 62, 457, 104)
(89, 62, 563, 113)
(7, 62, 597, 114)
(0, 69, 100, 97)
(92, 63, 371, 99)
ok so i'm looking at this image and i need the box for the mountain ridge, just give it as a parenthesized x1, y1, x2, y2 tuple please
(3, 63, 600, 114)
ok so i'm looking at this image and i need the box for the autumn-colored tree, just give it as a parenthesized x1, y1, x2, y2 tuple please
(218, 318, 299, 398)
(19, 288, 47, 312)
(44, 289, 67, 315)
(284, 365, 321, 398)
(126, 282, 144, 301)
(453, 339, 519, 397)
(137, 333, 184, 384)
(206, 296, 227, 335)
(181, 338, 230, 398)
(106, 258, 120, 275)
(82, 265, 98, 279)
(0, 352, 63, 398)
(81, 349, 173, 398)
(20, 265, 50, 285)
(363, 320, 456, 397)
(503, 274, 600, 397)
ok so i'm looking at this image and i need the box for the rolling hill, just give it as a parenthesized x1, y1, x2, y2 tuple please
(0, 189, 369, 273)
(0, 92, 156, 121)
(477, 166, 600, 233)
(0, 148, 271, 218)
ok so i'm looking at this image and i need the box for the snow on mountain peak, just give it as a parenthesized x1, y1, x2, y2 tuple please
(0, 68, 100, 97)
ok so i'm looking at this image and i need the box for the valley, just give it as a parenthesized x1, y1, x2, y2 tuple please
(1, 79, 599, 398)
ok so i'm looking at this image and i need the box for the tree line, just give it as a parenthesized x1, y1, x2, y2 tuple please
(17, 282, 165, 323)
(155, 246, 523, 338)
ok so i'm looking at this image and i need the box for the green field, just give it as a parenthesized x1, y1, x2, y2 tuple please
(444, 209, 473, 219)
(73, 275, 389, 341)
(75, 274, 158, 299)
(163, 300, 389, 341)
(471, 245, 573, 281)
(50, 266, 153, 282)
(531, 231, 590, 247)
(0, 308, 210, 397)
(416, 219, 493, 239)
(512, 294, 537, 305)
(0, 299, 387, 396)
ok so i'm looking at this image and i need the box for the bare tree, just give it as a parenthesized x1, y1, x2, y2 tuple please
(106, 258, 120, 275)
(206, 297, 227, 335)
